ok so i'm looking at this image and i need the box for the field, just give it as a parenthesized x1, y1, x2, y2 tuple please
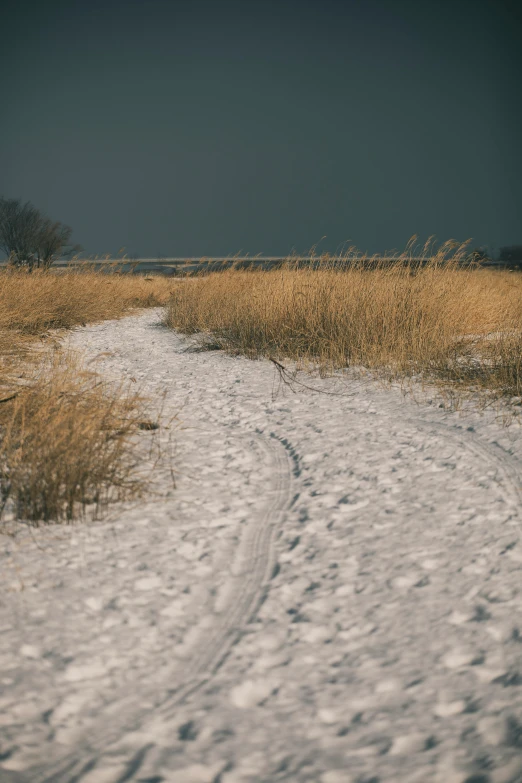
(166, 243, 522, 401)
(3, 248, 522, 525)
(0, 251, 522, 521)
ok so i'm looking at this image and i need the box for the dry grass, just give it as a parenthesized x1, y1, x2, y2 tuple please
(165, 240, 522, 401)
(0, 266, 176, 391)
(0, 268, 176, 524)
(0, 266, 174, 336)
(0, 354, 147, 523)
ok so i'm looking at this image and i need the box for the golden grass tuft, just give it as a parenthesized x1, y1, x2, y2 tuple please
(165, 241, 522, 400)
(0, 354, 147, 523)
(0, 268, 176, 524)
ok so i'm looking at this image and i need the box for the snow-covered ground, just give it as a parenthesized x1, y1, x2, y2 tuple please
(1, 309, 522, 783)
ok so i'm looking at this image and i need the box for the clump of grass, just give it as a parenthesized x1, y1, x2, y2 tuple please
(0, 354, 147, 524)
(0, 268, 175, 524)
(165, 239, 522, 400)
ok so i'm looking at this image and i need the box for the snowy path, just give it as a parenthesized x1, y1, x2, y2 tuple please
(1, 310, 522, 783)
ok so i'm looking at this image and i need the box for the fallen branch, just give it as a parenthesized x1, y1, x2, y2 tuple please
(269, 357, 348, 398)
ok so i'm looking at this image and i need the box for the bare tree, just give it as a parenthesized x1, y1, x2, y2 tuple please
(0, 198, 81, 270)
(0, 198, 43, 269)
(35, 219, 81, 269)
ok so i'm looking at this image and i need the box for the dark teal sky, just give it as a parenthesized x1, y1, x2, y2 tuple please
(1, 0, 521, 257)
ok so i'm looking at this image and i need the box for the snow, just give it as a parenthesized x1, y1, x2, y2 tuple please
(1, 308, 522, 782)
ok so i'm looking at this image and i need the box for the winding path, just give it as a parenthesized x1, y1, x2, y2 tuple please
(1, 309, 522, 783)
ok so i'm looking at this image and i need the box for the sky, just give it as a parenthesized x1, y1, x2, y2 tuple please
(1, 0, 521, 258)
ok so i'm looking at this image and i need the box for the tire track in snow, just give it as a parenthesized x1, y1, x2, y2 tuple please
(158, 429, 295, 716)
(36, 428, 295, 783)
(37, 413, 522, 783)
(11, 311, 522, 783)
(413, 416, 522, 512)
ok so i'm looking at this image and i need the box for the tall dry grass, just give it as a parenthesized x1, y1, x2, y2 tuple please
(0, 266, 174, 336)
(165, 241, 522, 399)
(0, 267, 176, 390)
(0, 268, 176, 524)
(0, 354, 147, 523)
